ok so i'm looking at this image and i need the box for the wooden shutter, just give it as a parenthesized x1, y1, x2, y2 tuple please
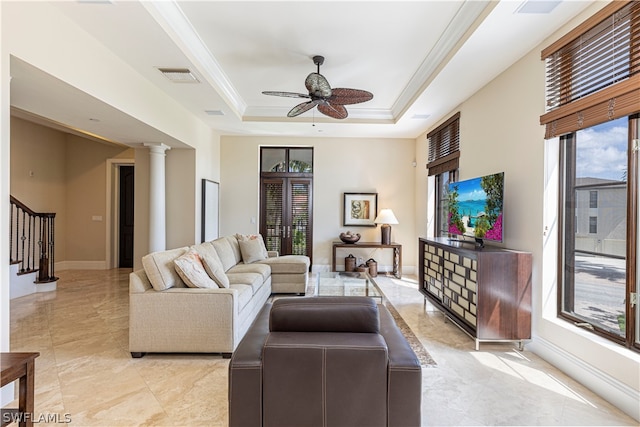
(427, 112, 460, 176)
(540, 1, 640, 138)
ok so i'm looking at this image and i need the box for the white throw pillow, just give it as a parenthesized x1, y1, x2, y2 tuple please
(174, 249, 218, 289)
(238, 238, 268, 264)
(195, 243, 230, 289)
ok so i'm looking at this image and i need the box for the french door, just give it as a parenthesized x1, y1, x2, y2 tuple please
(260, 177, 312, 258)
(259, 147, 313, 260)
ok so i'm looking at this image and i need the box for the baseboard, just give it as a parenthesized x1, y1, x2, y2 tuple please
(55, 260, 107, 271)
(528, 337, 640, 422)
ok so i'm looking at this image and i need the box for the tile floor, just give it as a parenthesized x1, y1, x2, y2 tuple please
(7, 269, 636, 426)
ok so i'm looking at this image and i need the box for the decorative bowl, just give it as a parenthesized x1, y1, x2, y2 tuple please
(339, 232, 361, 244)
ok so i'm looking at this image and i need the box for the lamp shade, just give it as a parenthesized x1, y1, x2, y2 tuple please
(374, 209, 398, 225)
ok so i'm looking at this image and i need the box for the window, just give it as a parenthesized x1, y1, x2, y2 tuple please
(543, 1, 639, 350)
(427, 113, 460, 237)
(559, 118, 634, 345)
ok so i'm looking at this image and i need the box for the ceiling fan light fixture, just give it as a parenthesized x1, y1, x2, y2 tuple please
(262, 56, 373, 120)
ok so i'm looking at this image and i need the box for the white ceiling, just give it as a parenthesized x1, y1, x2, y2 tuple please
(9, 0, 594, 146)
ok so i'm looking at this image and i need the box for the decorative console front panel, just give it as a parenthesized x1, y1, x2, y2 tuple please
(419, 237, 532, 350)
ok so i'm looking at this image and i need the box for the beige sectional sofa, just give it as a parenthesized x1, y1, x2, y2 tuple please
(129, 234, 310, 358)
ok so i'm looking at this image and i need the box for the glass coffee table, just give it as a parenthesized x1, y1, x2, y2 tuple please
(316, 271, 384, 303)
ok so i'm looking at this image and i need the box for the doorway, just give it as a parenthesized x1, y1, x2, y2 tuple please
(118, 165, 134, 268)
(259, 147, 313, 260)
(107, 159, 135, 269)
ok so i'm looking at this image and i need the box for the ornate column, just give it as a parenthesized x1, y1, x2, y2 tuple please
(144, 143, 170, 252)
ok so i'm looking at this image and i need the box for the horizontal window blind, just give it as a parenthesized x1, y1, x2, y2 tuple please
(427, 112, 460, 176)
(540, 0, 640, 138)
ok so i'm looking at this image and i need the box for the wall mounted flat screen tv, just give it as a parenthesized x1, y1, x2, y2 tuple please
(447, 172, 504, 247)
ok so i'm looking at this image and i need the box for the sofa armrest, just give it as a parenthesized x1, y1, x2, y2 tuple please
(228, 303, 272, 427)
(379, 305, 422, 427)
(129, 282, 241, 354)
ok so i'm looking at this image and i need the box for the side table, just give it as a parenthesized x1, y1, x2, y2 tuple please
(1, 352, 39, 427)
(331, 241, 402, 278)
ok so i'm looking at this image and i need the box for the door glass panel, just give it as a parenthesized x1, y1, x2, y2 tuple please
(261, 148, 286, 172)
(563, 118, 627, 336)
(264, 181, 283, 253)
(290, 181, 310, 255)
(289, 148, 313, 173)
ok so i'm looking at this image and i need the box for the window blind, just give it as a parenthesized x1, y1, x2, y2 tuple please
(540, 0, 640, 138)
(427, 112, 460, 176)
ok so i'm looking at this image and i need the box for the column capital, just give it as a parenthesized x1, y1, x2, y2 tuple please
(143, 143, 171, 154)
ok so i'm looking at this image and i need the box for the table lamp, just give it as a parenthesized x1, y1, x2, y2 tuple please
(374, 209, 398, 245)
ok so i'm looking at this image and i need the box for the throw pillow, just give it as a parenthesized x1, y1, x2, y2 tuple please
(196, 243, 230, 289)
(235, 233, 269, 259)
(174, 249, 218, 289)
(239, 238, 268, 264)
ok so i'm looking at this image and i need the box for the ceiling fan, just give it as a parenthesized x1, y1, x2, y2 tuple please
(262, 55, 373, 120)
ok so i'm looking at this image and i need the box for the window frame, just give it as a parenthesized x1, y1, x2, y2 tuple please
(557, 115, 639, 350)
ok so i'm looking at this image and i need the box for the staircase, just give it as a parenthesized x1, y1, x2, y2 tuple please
(9, 196, 58, 298)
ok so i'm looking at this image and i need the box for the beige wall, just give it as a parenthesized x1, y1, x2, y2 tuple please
(10, 117, 68, 261)
(65, 135, 133, 262)
(415, 1, 639, 418)
(221, 136, 416, 273)
(10, 117, 133, 265)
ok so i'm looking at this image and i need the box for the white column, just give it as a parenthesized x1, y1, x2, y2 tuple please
(144, 143, 170, 253)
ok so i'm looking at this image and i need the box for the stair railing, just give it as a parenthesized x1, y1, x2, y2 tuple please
(9, 196, 57, 283)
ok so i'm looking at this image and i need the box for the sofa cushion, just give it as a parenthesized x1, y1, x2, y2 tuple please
(227, 263, 271, 282)
(174, 249, 218, 289)
(194, 242, 230, 288)
(226, 235, 243, 264)
(227, 272, 265, 295)
(258, 255, 310, 274)
(239, 238, 268, 263)
(142, 246, 190, 291)
(211, 237, 238, 272)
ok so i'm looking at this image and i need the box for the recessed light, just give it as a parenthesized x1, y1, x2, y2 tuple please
(515, 0, 561, 14)
(205, 110, 224, 116)
(157, 67, 200, 83)
(89, 118, 101, 122)
(412, 114, 431, 120)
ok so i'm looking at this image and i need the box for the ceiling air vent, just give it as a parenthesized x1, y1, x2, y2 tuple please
(157, 68, 200, 83)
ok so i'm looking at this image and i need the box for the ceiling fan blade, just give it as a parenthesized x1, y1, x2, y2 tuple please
(329, 88, 374, 105)
(288, 100, 320, 117)
(317, 102, 348, 119)
(262, 91, 311, 99)
(305, 73, 332, 98)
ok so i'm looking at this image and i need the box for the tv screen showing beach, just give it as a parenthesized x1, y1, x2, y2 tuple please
(447, 172, 504, 243)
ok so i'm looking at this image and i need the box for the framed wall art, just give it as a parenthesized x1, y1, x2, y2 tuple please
(343, 192, 377, 226)
(202, 179, 220, 242)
